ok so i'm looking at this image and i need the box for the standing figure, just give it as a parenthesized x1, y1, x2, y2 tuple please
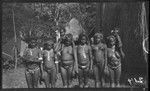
(59, 33, 78, 88)
(77, 33, 93, 88)
(90, 37, 94, 45)
(111, 28, 125, 85)
(23, 38, 42, 88)
(107, 35, 122, 87)
(91, 32, 107, 88)
(40, 41, 57, 88)
(55, 28, 66, 74)
(60, 28, 66, 40)
(56, 28, 66, 46)
(111, 28, 125, 59)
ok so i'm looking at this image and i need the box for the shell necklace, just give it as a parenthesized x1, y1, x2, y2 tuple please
(82, 45, 86, 58)
(30, 49, 33, 56)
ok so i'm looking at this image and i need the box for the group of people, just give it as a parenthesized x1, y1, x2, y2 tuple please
(22, 28, 125, 88)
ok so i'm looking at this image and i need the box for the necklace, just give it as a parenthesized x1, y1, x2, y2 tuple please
(112, 46, 115, 53)
(29, 49, 33, 56)
(46, 50, 52, 61)
(82, 45, 86, 58)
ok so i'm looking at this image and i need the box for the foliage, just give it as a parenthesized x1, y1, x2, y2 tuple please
(2, 3, 97, 44)
(2, 57, 15, 70)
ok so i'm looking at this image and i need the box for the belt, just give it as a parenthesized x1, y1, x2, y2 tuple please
(44, 66, 55, 71)
(108, 63, 121, 70)
(81, 65, 87, 69)
(79, 64, 89, 69)
(26, 67, 40, 74)
(61, 62, 73, 70)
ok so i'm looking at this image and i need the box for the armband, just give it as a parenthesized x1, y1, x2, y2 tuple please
(38, 57, 43, 60)
(55, 61, 59, 64)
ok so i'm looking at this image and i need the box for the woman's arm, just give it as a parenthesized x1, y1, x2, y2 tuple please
(40, 52, 44, 78)
(115, 34, 125, 58)
(54, 51, 59, 74)
(73, 41, 78, 74)
(104, 44, 108, 65)
(89, 46, 93, 70)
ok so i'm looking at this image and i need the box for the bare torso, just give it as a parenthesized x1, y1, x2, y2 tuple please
(43, 49, 55, 69)
(24, 48, 41, 69)
(92, 43, 106, 64)
(77, 45, 90, 66)
(107, 48, 121, 67)
(61, 45, 74, 66)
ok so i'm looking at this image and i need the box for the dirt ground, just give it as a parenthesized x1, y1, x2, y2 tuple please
(2, 66, 95, 88)
(2, 66, 130, 88)
(3, 67, 28, 88)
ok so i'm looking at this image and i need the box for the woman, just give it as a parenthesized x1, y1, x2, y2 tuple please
(107, 35, 122, 87)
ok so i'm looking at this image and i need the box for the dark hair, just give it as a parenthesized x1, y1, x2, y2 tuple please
(28, 42, 36, 48)
(93, 32, 103, 39)
(106, 35, 116, 47)
(78, 33, 89, 44)
(28, 38, 37, 48)
(93, 32, 105, 44)
(43, 41, 54, 50)
(64, 33, 73, 41)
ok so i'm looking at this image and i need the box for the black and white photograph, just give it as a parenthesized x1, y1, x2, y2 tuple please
(1, 1, 149, 89)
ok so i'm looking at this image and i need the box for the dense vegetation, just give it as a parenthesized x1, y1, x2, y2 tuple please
(2, 3, 97, 44)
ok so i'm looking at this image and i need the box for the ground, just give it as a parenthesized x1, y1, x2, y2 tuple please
(3, 66, 133, 88)
(2, 66, 94, 88)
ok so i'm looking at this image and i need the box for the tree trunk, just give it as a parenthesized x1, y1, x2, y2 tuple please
(12, 8, 17, 69)
(96, 3, 102, 32)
